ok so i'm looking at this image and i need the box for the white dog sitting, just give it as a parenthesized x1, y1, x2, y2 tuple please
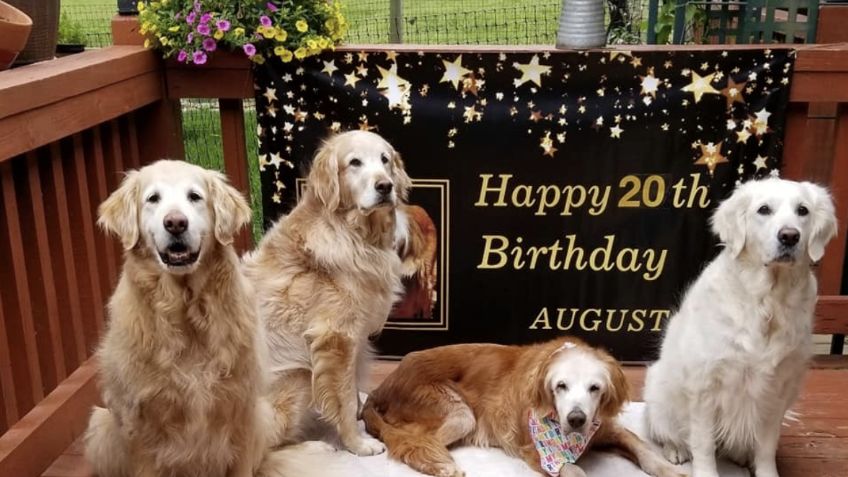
(644, 178, 837, 477)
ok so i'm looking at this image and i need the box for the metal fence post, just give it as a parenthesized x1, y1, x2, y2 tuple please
(672, 0, 687, 43)
(389, 0, 403, 43)
(647, 0, 659, 43)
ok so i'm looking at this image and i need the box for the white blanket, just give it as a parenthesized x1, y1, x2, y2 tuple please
(299, 402, 748, 477)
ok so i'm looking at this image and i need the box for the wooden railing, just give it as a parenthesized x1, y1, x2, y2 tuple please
(0, 8, 847, 477)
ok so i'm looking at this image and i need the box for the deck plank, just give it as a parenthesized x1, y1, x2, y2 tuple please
(43, 364, 848, 477)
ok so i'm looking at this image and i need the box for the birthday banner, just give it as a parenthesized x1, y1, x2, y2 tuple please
(254, 47, 794, 361)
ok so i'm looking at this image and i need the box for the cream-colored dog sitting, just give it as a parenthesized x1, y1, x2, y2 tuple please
(244, 131, 411, 456)
(84, 160, 270, 477)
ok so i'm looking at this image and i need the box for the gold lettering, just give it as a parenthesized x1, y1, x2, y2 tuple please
(529, 308, 552, 330)
(512, 185, 536, 208)
(642, 249, 668, 281)
(478, 235, 509, 269)
(616, 248, 641, 273)
(556, 308, 577, 330)
(560, 186, 587, 216)
(649, 309, 671, 331)
(535, 185, 562, 216)
(475, 174, 512, 207)
(605, 309, 627, 332)
(588, 235, 616, 272)
(627, 309, 646, 332)
(588, 185, 610, 215)
(579, 308, 602, 332)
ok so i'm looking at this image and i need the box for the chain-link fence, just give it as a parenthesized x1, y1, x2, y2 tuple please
(61, 3, 114, 48)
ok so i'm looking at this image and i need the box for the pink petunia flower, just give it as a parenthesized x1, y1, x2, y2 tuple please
(186, 11, 196, 24)
(260, 16, 272, 27)
(202, 38, 217, 52)
(193, 51, 207, 65)
(216, 20, 231, 31)
(197, 23, 211, 35)
(243, 43, 256, 57)
(177, 50, 188, 62)
(200, 13, 212, 24)
(187, 32, 194, 42)
(267, 2, 279, 12)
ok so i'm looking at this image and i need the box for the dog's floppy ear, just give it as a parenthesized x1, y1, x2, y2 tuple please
(308, 139, 341, 211)
(530, 352, 555, 413)
(598, 350, 629, 419)
(802, 182, 837, 262)
(98, 170, 140, 250)
(207, 171, 251, 246)
(391, 149, 412, 202)
(711, 184, 751, 257)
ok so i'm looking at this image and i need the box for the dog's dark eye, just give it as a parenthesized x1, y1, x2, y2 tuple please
(757, 205, 772, 215)
(188, 191, 203, 203)
(589, 384, 600, 393)
(146, 193, 160, 204)
(797, 205, 809, 217)
(555, 382, 568, 392)
(349, 158, 362, 167)
(381, 154, 389, 164)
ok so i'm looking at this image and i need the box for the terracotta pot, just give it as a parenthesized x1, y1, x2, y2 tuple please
(0, 1, 32, 70)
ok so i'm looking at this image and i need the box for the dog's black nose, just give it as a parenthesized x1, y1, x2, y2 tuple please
(164, 212, 188, 235)
(778, 227, 800, 247)
(375, 181, 393, 195)
(566, 410, 586, 429)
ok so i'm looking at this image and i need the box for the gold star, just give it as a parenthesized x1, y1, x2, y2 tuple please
(314, 111, 325, 120)
(330, 122, 342, 133)
(736, 128, 751, 143)
(463, 105, 482, 123)
(357, 52, 369, 62)
(356, 64, 369, 77)
(630, 56, 642, 68)
(610, 125, 623, 138)
(385, 51, 398, 61)
(258, 153, 269, 171)
(529, 110, 543, 122)
(344, 72, 360, 88)
(359, 117, 376, 131)
(513, 55, 551, 88)
(321, 60, 338, 76)
(694, 141, 728, 175)
(640, 73, 660, 98)
(462, 73, 483, 96)
(268, 152, 284, 168)
(293, 108, 307, 123)
(266, 103, 278, 118)
(609, 50, 632, 61)
(754, 108, 771, 125)
(754, 155, 768, 170)
(721, 78, 746, 109)
(682, 71, 720, 103)
(540, 132, 557, 157)
(262, 87, 277, 102)
(440, 55, 472, 89)
(377, 63, 409, 90)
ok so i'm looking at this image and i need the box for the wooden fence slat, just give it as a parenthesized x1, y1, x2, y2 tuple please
(106, 119, 127, 265)
(48, 143, 88, 366)
(87, 127, 119, 292)
(0, 278, 18, 431)
(126, 114, 141, 169)
(70, 134, 105, 346)
(0, 161, 44, 414)
(25, 152, 67, 385)
(219, 98, 252, 253)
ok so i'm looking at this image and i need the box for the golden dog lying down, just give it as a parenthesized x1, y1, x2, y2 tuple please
(364, 337, 684, 477)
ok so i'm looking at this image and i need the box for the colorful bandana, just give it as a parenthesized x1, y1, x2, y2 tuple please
(528, 409, 600, 476)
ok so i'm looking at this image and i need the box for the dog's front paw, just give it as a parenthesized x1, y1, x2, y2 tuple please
(431, 463, 464, 477)
(345, 435, 386, 456)
(661, 443, 691, 465)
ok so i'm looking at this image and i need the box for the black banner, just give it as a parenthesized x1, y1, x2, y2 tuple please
(254, 47, 794, 361)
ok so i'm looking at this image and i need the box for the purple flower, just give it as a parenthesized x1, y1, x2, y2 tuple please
(193, 1, 201, 11)
(243, 43, 256, 57)
(260, 15, 272, 27)
(193, 51, 207, 65)
(267, 2, 279, 12)
(186, 11, 196, 24)
(187, 32, 194, 42)
(216, 19, 231, 31)
(177, 50, 188, 62)
(200, 13, 212, 24)
(202, 38, 217, 52)
(197, 23, 211, 35)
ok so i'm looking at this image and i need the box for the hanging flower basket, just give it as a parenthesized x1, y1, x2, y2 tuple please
(138, 0, 348, 65)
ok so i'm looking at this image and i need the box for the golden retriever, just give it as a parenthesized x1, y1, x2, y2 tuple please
(83, 159, 271, 477)
(243, 130, 411, 456)
(393, 204, 439, 319)
(363, 337, 685, 477)
(644, 179, 837, 477)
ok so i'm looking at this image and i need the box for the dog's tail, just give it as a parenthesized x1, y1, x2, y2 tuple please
(84, 406, 130, 477)
(257, 441, 370, 477)
(362, 401, 453, 475)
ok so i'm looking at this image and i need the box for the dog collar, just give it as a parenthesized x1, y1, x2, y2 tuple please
(528, 409, 600, 476)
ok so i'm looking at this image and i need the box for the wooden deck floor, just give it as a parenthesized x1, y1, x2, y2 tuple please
(43, 363, 848, 477)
